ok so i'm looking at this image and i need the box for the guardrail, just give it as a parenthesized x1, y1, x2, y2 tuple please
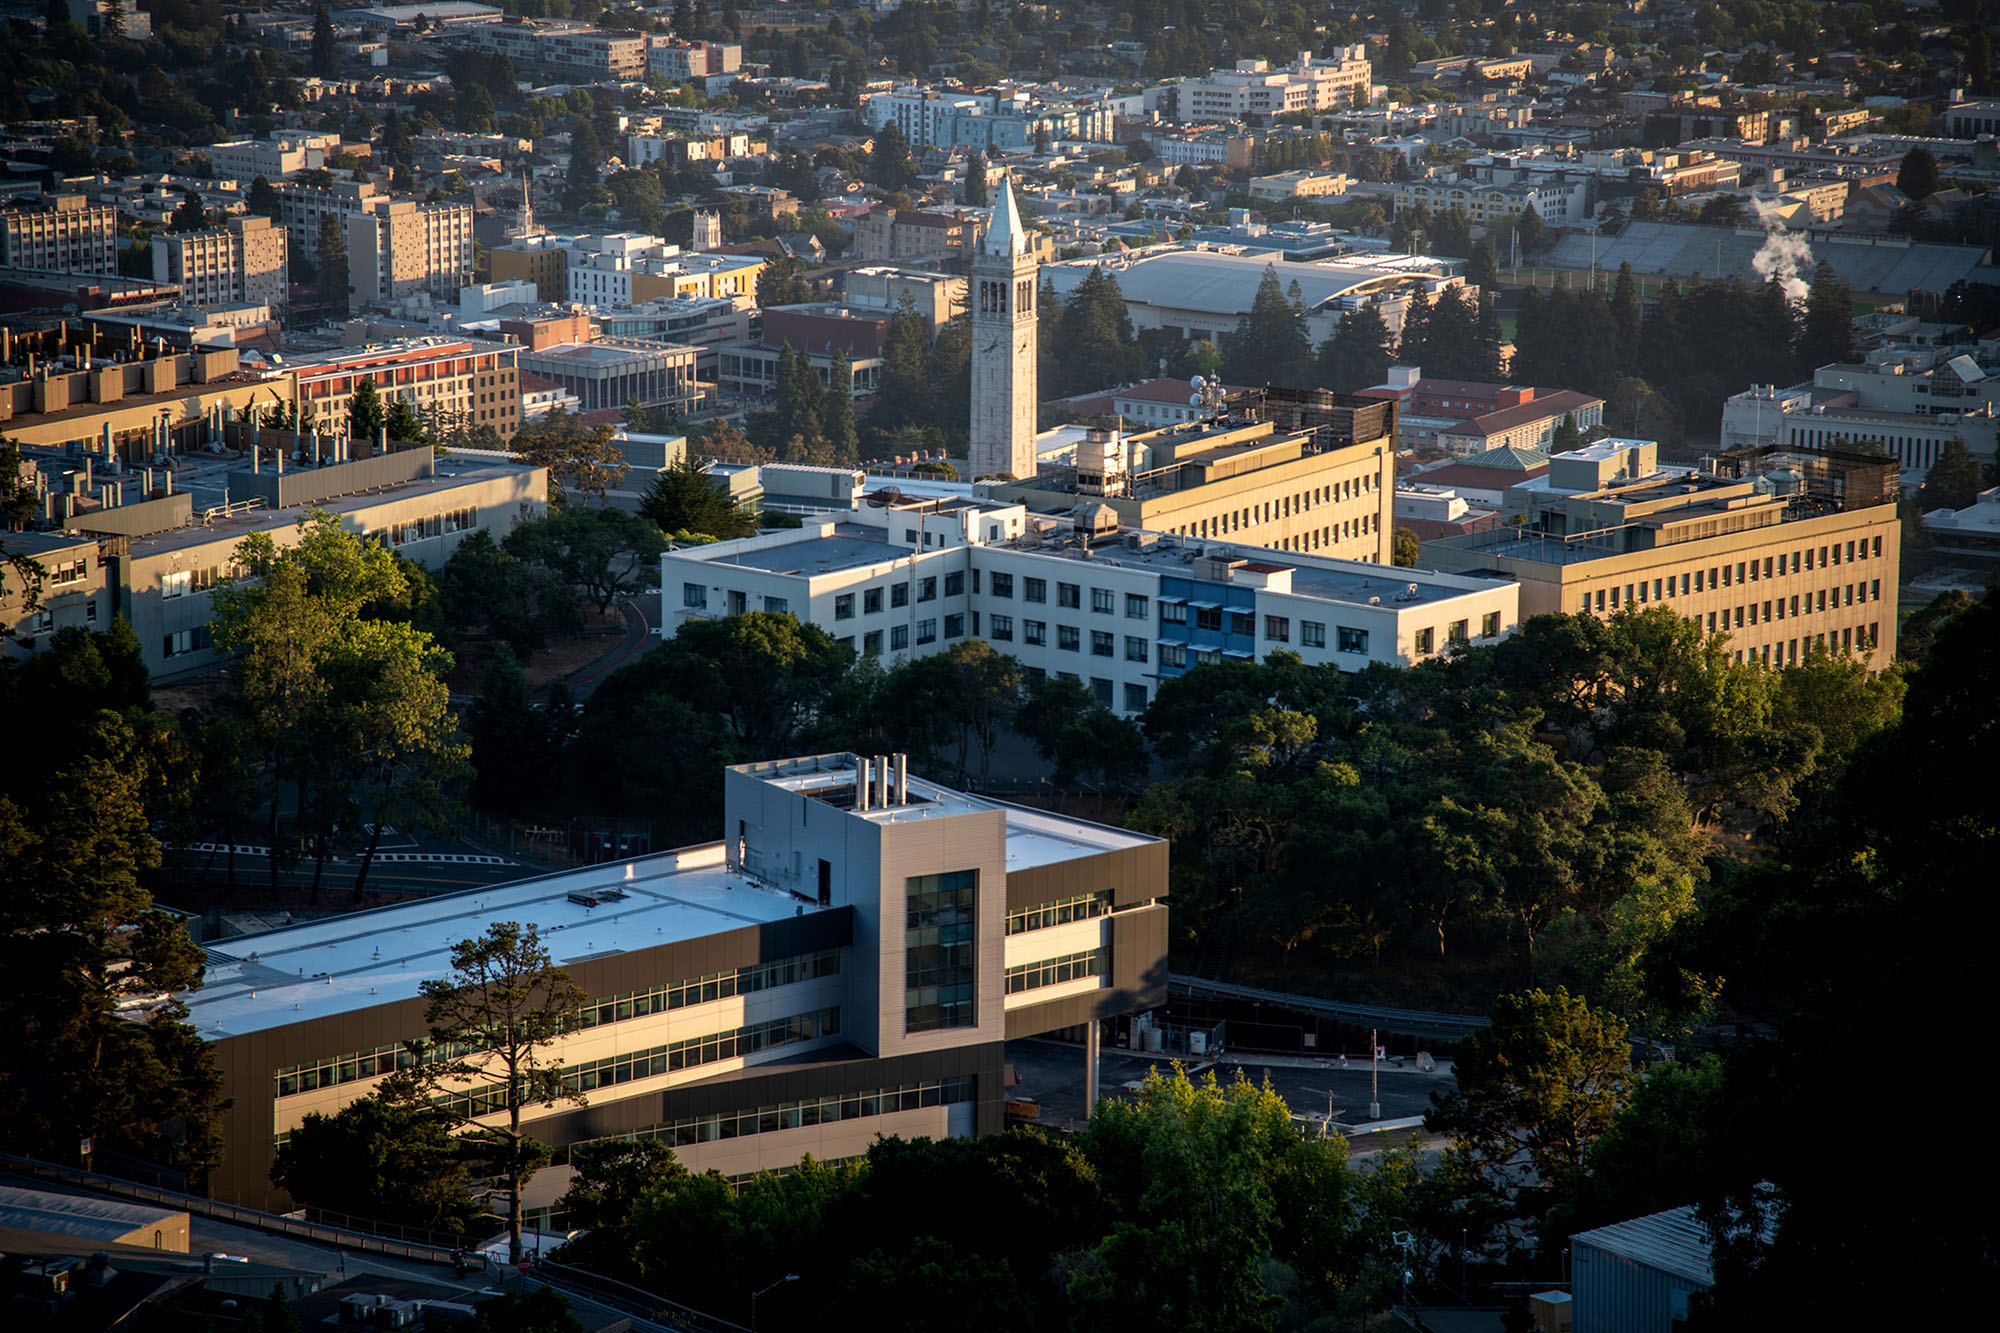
(0, 1152, 460, 1267)
(530, 1257, 751, 1333)
(1168, 974, 1492, 1041)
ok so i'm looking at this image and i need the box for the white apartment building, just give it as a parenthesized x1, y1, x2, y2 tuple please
(565, 232, 681, 306)
(1175, 49, 1373, 123)
(646, 37, 742, 81)
(344, 200, 475, 312)
(460, 21, 648, 81)
(150, 216, 290, 310)
(1392, 176, 1592, 227)
(662, 497, 1518, 716)
(204, 133, 341, 182)
(272, 177, 387, 262)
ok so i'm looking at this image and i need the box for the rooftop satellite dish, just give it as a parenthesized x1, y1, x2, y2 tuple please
(1189, 394, 1204, 407)
(1189, 375, 1206, 390)
(865, 485, 903, 508)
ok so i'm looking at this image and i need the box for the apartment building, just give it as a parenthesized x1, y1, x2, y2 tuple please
(271, 177, 387, 263)
(0, 193, 120, 276)
(288, 338, 521, 440)
(985, 390, 1397, 567)
(150, 216, 290, 311)
(646, 37, 742, 81)
(184, 752, 1168, 1209)
(662, 492, 1516, 714)
(461, 20, 648, 81)
(1175, 49, 1373, 123)
(204, 133, 340, 182)
(1392, 175, 1592, 227)
(344, 200, 475, 313)
(1423, 439, 1901, 669)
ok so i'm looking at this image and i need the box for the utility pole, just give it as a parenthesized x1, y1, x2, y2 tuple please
(1370, 1027, 1380, 1120)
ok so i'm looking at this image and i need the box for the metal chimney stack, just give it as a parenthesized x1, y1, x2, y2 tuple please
(895, 753, 908, 805)
(856, 757, 871, 811)
(875, 755, 892, 809)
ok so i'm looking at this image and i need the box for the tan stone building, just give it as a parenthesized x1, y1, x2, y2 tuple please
(345, 200, 474, 312)
(985, 388, 1400, 565)
(150, 216, 289, 310)
(0, 193, 120, 276)
(488, 233, 569, 303)
(288, 337, 521, 440)
(1422, 439, 1900, 668)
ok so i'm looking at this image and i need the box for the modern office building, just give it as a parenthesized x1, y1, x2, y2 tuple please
(344, 200, 475, 313)
(661, 486, 1519, 714)
(288, 338, 521, 440)
(150, 216, 290, 311)
(646, 37, 743, 81)
(1422, 438, 1901, 668)
(183, 753, 1169, 1210)
(520, 337, 700, 415)
(460, 20, 649, 82)
(1173, 48, 1373, 122)
(0, 193, 121, 276)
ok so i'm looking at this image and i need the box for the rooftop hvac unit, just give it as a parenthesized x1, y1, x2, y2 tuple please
(567, 887, 628, 907)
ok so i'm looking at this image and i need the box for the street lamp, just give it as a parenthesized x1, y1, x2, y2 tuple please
(750, 1273, 799, 1330)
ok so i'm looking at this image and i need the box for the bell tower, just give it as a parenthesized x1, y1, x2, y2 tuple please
(969, 176, 1038, 482)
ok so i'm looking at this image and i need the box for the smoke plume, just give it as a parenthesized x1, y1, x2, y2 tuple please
(1748, 199, 1813, 303)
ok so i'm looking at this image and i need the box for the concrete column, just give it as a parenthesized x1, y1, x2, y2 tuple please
(1084, 1019, 1101, 1121)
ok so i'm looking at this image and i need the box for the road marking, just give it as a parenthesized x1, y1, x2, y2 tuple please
(183, 843, 273, 857)
(365, 853, 518, 866)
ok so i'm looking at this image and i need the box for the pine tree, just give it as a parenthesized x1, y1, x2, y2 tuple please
(1316, 305, 1396, 392)
(349, 378, 386, 442)
(169, 189, 207, 233)
(311, 4, 337, 79)
(316, 216, 348, 307)
(1467, 239, 1499, 292)
(869, 123, 916, 191)
(1610, 261, 1642, 366)
(1398, 287, 1432, 369)
(1222, 265, 1312, 389)
(824, 352, 859, 463)
(963, 150, 988, 206)
(1895, 146, 1940, 202)
(1797, 261, 1855, 371)
(1475, 290, 1505, 383)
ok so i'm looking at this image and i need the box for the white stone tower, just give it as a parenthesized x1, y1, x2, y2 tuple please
(969, 176, 1039, 481)
(692, 208, 722, 250)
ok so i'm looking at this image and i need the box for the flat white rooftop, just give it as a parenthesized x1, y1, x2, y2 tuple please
(178, 849, 818, 1039)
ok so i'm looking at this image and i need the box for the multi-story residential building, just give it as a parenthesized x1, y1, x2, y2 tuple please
(1423, 439, 1901, 669)
(344, 200, 475, 313)
(184, 751, 1169, 1209)
(662, 493, 1516, 714)
(288, 338, 521, 440)
(521, 337, 700, 415)
(646, 37, 742, 81)
(204, 133, 341, 182)
(853, 206, 972, 263)
(0, 193, 120, 276)
(1174, 49, 1373, 123)
(1392, 175, 1591, 227)
(149, 216, 290, 311)
(864, 88, 1084, 151)
(488, 232, 569, 303)
(460, 20, 648, 82)
(271, 177, 387, 264)
(564, 233, 684, 307)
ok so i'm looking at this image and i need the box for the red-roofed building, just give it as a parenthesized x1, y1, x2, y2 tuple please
(1360, 365, 1603, 456)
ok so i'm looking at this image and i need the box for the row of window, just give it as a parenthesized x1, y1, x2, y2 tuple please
(576, 949, 841, 1029)
(1005, 948, 1109, 995)
(552, 1077, 975, 1160)
(1006, 890, 1115, 936)
(1733, 624, 1879, 667)
(436, 1008, 843, 1118)
(275, 1036, 483, 1100)
(161, 565, 227, 598)
(1578, 538, 1887, 615)
(1688, 582, 1883, 635)
(162, 625, 213, 660)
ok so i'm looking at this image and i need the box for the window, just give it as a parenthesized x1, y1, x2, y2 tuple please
(1126, 593, 1149, 619)
(50, 557, 88, 587)
(989, 614, 1014, 641)
(1024, 577, 1046, 603)
(1160, 600, 1187, 624)
(944, 613, 965, 638)
(1160, 643, 1187, 668)
(1124, 682, 1148, 712)
(763, 596, 789, 615)
(991, 572, 1014, 598)
(683, 583, 708, 609)
(1481, 611, 1500, 638)
(891, 625, 909, 650)
(1414, 627, 1436, 654)
(917, 618, 937, 645)
(1301, 620, 1326, 648)
(944, 570, 964, 597)
(1229, 611, 1255, 637)
(892, 584, 910, 608)
(1125, 635, 1148, 662)
(1091, 677, 1114, 706)
(1092, 587, 1114, 614)
(162, 625, 213, 659)
(864, 630, 882, 656)
(1337, 625, 1368, 654)
(1091, 630, 1114, 657)
(864, 587, 883, 614)
(1058, 625, 1080, 651)
(1265, 615, 1289, 642)
(1448, 619, 1469, 644)
(834, 593, 855, 620)
(728, 590, 747, 615)
(918, 576, 937, 602)
(1058, 582, 1081, 609)
(161, 570, 192, 599)
(85, 599, 97, 624)
(1024, 620, 1046, 646)
(906, 870, 977, 1033)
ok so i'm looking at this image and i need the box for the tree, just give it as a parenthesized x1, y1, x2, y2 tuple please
(463, 1288, 587, 1333)
(758, 254, 813, 307)
(1316, 305, 1395, 392)
(558, 1138, 688, 1237)
(317, 215, 348, 304)
(45, 0, 67, 37)
(1467, 238, 1499, 291)
(963, 149, 988, 206)
(438, 530, 583, 663)
(247, 175, 283, 221)
(349, 377, 386, 442)
(1426, 987, 1634, 1192)
(823, 352, 860, 463)
(1513, 201, 1552, 257)
(1221, 265, 1313, 389)
(381, 922, 587, 1264)
(640, 457, 758, 539)
(1796, 261, 1854, 371)
(1918, 438, 1988, 512)
(504, 508, 665, 615)
(1895, 145, 1940, 202)
(170, 188, 207, 233)
(386, 394, 425, 445)
(312, 4, 337, 79)
(1393, 528, 1420, 566)
(869, 122, 917, 190)
(1552, 411, 1583, 453)
(269, 1096, 481, 1233)
(510, 408, 628, 507)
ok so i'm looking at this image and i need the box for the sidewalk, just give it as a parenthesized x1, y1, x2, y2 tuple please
(544, 594, 654, 702)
